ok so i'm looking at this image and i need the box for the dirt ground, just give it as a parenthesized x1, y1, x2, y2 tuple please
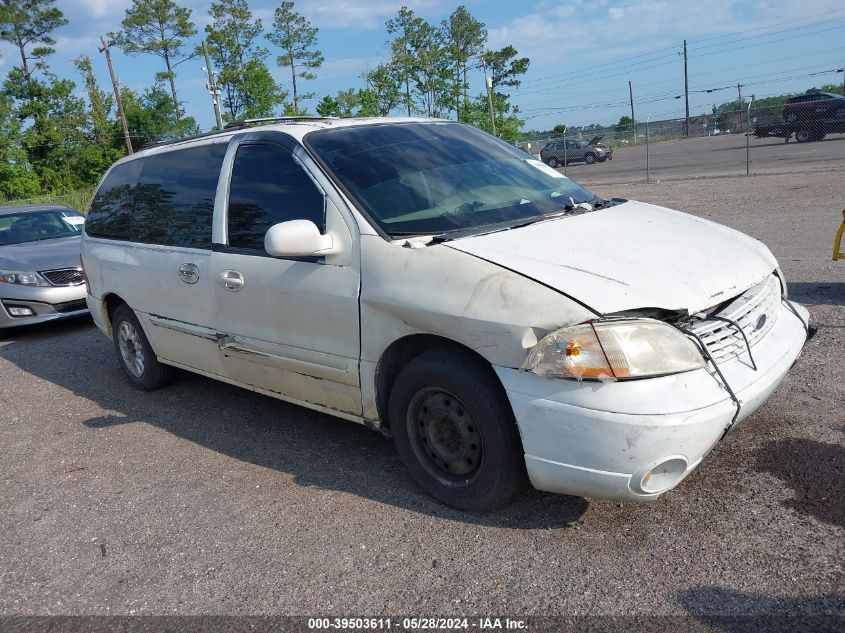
(0, 170, 843, 623)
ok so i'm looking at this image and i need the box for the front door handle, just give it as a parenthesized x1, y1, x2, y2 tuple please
(220, 270, 244, 291)
(179, 263, 200, 284)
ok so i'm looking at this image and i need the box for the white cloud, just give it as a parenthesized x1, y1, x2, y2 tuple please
(68, 0, 132, 20)
(300, 0, 451, 30)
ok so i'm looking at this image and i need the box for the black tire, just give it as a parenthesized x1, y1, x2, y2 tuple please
(795, 128, 820, 143)
(388, 349, 528, 511)
(584, 152, 596, 164)
(546, 156, 559, 168)
(111, 304, 174, 390)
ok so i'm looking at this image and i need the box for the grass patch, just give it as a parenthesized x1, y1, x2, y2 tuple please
(0, 187, 95, 213)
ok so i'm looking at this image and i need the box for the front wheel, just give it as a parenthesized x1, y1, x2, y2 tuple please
(388, 349, 527, 511)
(584, 152, 596, 164)
(111, 304, 175, 390)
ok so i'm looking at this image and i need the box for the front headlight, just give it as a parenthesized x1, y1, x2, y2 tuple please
(521, 319, 705, 381)
(0, 271, 49, 286)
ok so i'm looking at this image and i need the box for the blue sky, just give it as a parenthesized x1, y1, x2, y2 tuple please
(1, 0, 844, 133)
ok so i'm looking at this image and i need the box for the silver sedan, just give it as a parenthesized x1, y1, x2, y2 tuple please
(0, 204, 88, 334)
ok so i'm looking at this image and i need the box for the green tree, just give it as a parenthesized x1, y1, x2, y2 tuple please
(363, 62, 402, 116)
(121, 82, 200, 147)
(442, 6, 486, 119)
(0, 0, 67, 80)
(316, 94, 339, 117)
(72, 56, 123, 184)
(482, 45, 529, 90)
(615, 115, 633, 135)
(0, 91, 39, 199)
(74, 56, 112, 147)
(386, 7, 450, 117)
(267, 1, 323, 114)
(461, 92, 525, 142)
(205, 0, 281, 120)
(467, 45, 529, 140)
(243, 59, 287, 118)
(4, 69, 90, 192)
(552, 124, 567, 134)
(114, 0, 197, 121)
(385, 7, 419, 116)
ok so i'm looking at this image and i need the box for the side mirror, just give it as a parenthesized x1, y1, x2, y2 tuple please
(264, 220, 338, 258)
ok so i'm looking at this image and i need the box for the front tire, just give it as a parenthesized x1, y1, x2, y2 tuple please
(111, 304, 174, 390)
(388, 349, 527, 511)
(584, 152, 596, 164)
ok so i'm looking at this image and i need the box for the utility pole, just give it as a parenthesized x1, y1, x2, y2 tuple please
(202, 40, 224, 130)
(99, 35, 133, 155)
(628, 80, 636, 144)
(482, 60, 497, 137)
(683, 39, 690, 137)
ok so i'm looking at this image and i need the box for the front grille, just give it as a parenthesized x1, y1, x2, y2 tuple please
(41, 268, 84, 286)
(688, 275, 781, 363)
(52, 299, 88, 313)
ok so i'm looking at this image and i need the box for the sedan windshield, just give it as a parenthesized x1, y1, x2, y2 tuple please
(307, 122, 597, 237)
(0, 209, 85, 245)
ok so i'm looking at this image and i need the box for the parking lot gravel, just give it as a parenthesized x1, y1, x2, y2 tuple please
(0, 169, 843, 621)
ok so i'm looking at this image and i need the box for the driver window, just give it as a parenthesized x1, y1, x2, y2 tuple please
(227, 143, 325, 251)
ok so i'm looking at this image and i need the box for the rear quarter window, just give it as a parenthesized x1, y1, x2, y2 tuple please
(86, 143, 227, 248)
(86, 160, 142, 240)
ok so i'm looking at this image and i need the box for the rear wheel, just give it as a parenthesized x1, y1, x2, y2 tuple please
(546, 156, 559, 168)
(388, 349, 527, 511)
(584, 152, 596, 164)
(795, 128, 824, 143)
(111, 304, 174, 390)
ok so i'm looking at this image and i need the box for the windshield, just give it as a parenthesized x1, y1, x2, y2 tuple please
(0, 209, 85, 245)
(306, 122, 596, 237)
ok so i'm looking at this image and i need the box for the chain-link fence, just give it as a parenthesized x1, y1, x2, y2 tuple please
(518, 94, 845, 184)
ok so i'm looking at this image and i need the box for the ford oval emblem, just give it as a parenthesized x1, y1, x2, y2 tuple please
(755, 314, 767, 330)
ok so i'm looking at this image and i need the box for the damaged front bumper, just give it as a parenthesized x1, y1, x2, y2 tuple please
(496, 300, 809, 501)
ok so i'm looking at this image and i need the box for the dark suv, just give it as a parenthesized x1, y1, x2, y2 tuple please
(782, 92, 845, 123)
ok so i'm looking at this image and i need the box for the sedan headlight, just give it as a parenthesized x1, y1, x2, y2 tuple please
(521, 319, 705, 381)
(0, 271, 49, 286)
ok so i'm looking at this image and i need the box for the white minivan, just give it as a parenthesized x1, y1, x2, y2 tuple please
(81, 117, 809, 510)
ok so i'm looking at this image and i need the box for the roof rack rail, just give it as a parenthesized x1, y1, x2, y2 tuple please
(224, 116, 333, 129)
(139, 116, 334, 150)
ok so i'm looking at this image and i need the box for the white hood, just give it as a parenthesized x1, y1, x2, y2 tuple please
(446, 200, 778, 315)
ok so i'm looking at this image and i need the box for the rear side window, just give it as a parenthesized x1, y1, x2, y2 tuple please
(132, 144, 227, 248)
(86, 143, 226, 248)
(227, 143, 325, 251)
(86, 160, 142, 240)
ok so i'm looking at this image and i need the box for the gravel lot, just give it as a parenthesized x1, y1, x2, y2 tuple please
(1, 169, 843, 622)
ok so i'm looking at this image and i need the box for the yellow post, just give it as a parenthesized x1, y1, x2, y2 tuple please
(834, 209, 845, 261)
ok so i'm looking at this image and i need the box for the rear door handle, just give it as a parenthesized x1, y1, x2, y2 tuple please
(220, 270, 244, 291)
(178, 263, 200, 284)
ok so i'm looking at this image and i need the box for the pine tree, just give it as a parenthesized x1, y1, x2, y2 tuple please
(114, 0, 197, 120)
(267, 2, 323, 115)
